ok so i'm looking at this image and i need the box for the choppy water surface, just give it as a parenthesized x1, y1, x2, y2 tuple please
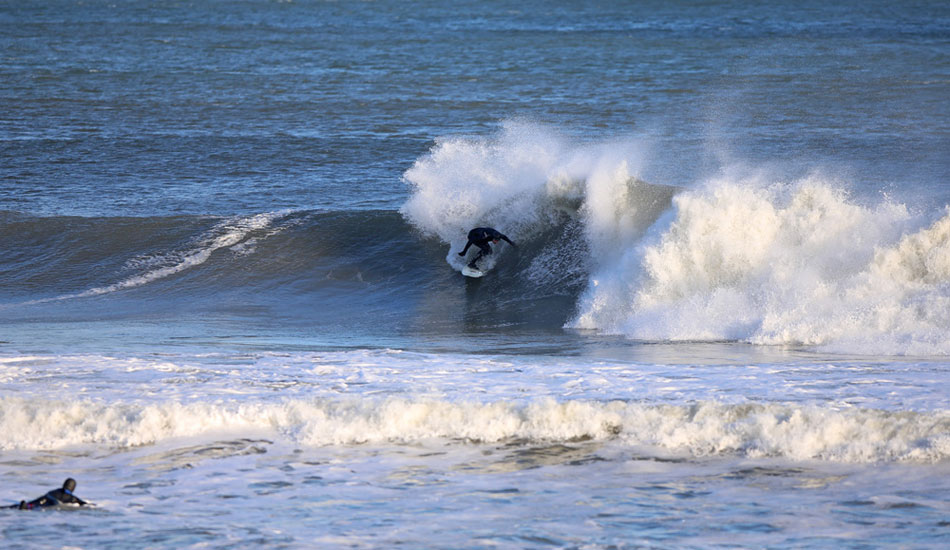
(1, 0, 948, 548)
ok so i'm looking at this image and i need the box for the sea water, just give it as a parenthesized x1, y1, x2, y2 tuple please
(1, 1, 948, 548)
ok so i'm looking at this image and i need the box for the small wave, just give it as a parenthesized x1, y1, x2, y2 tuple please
(1, 396, 946, 463)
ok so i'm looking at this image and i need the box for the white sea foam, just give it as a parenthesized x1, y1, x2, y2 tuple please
(402, 122, 950, 354)
(571, 175, 950, 354)
(401, 121, 570, 243)
(20, 211, 291, 305)
(2, 396, 946, 463)
(400, 121, 668, 272)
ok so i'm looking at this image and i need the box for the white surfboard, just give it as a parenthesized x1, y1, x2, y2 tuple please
(461, 266, 485, 278)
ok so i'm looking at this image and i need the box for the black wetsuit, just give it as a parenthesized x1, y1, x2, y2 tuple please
(10, 480, 87, 509)
(458, 227, 515, 269)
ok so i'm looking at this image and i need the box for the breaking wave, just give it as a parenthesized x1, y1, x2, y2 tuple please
(571, 177, 950, 355)
(3, 122, 948, 354)
(402, 121, 950, 355)
(2, 396, 947, 463)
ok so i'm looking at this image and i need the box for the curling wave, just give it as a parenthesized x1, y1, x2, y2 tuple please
(401, 122, 950, 355)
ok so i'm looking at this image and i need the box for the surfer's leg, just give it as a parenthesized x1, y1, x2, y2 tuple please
(469, 243, 492, 268)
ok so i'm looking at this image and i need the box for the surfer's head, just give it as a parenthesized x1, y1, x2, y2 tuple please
(63, 478, 76, 492)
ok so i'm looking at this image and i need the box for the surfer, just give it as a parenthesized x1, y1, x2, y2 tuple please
(9, 478, 88, 510)
(458, 227, 515, 270)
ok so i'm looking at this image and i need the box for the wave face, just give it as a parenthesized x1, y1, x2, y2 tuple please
(0, 205, 587, 334)
(402, 122, 950, 355)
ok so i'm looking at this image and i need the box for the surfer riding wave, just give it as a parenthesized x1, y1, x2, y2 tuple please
(458, 227, 515, 271)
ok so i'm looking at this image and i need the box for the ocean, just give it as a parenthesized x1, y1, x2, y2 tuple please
(1, 0, 948, 548)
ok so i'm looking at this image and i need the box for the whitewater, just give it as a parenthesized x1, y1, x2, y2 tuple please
(3, 350, 948, 462)
(403, 122, 950, 356)
(2, 0, 949, 548)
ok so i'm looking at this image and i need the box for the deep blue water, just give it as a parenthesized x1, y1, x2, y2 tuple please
(2, 0, 947, 218)
(1, 1, 948, 548)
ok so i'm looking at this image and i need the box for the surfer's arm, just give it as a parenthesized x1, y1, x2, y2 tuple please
(459, 240, 473, 256)
(498, 234, 515, 247)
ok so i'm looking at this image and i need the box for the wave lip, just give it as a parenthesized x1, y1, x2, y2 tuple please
(400, 120, 675, 289)
(3, 396, 947, 464)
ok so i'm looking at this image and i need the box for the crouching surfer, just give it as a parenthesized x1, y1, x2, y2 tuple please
(458, 227, 515, 270)
(9, 478, 88, 510)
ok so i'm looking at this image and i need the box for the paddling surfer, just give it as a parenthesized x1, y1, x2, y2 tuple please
(9, 478, 88, 509)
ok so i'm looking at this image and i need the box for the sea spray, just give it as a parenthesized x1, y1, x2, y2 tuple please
(400, 123, 950, 353)
(571, 175, 950, 355)
(401, 121, 672, 274)
(400, 121, 567, 244)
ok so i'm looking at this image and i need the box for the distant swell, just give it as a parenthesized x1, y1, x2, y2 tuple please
(1, 396, 947, 463)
